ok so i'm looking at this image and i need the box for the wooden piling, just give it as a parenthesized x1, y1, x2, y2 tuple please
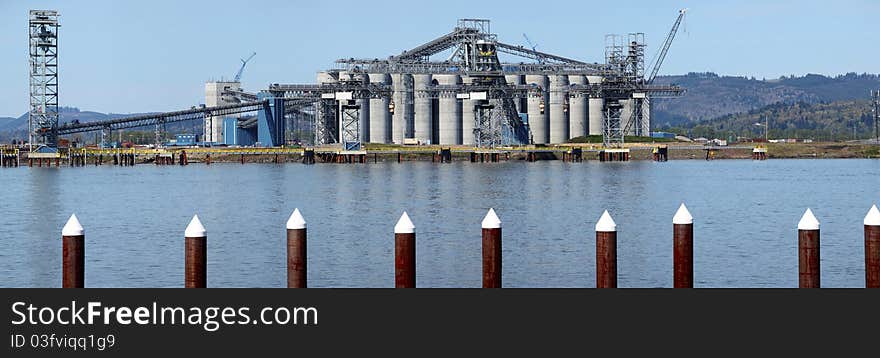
(286, 209, 307, 288)
(673, 204, 694, 288)
(61, 214, 85, 288)
(798, 208, 820, 288)
(394, 212, 416, 288)
(595, 210, 617, 288)
(481, 208, 502, 288)
(184, 215, 207, 288)
(865, 205, 880, 288)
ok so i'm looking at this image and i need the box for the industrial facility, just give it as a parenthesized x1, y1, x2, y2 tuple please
(45, 11, 688, 152)
(207, 14, 687, 150)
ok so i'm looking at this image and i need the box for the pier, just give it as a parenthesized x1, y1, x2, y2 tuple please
(0, 144, 767, 168)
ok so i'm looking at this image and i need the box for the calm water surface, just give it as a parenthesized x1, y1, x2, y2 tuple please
(1, 159, 878, 288)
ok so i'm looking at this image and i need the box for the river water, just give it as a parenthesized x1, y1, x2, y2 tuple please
(1, 159, 878, 288)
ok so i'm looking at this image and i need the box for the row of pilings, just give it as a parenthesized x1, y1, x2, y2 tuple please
(56, 204, 880, 288)
(1, 150, 20, 167)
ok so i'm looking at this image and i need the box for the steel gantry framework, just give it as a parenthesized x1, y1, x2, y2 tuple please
(56, 101, 270, 147)
(325, 15, 685, 148)
(29, 10, 60, 151)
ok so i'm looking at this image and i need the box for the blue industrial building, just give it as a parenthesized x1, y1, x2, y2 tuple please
(220, 93, 286, 147)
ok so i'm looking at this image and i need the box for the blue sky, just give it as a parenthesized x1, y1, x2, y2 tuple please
(1, 0, 877, 117)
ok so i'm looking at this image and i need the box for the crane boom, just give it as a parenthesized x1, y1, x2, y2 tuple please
(233, 52, 256, 82)
(647, 9, 687, 84)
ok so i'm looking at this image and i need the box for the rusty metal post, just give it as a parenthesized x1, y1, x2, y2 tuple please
(185, 215, 207, 288)
(394, 211, 416, 288)
(286, 208, 307, 288)
(61, 214, 85, 288)
(482, 208, 502, 288)
(865, 205, 880, 288)
(673, 203, 694, 288)
(798, 208, 820, 288)
(595, 210, 617, 288)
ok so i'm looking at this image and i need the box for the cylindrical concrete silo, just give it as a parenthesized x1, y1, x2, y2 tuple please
(412, 74, 433, 144)
(461, 75, 476, 146)
(587, 76, 605, 136)
(640, 97, 651, 136)
(504, 74, 524, 114)
(316, 71, 337, 84)
(435, 74, 462, 145)
(549, 74, 570, 143)
(351, 72, 370, 143)
(567, 75, 588, 139)
(525, 74, 549, 144)
(368, 73, 391, 143)
(588, 97, 604, 136)
(391, 73, 413, 144)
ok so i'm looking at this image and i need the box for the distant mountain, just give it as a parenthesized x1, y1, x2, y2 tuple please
(652, 72, 880, 127)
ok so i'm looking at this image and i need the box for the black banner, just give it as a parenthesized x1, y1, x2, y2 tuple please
(3, 289, 878, 356)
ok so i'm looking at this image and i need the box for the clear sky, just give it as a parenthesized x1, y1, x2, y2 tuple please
(1, 0, 877, 117)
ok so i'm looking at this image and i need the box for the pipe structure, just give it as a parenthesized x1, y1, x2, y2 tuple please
(595, 210, 617, 288)
(482, 208, 502, 288)
(61, 214, 85, 288)
(865, 205, 880, 288)
(672, 204, 694, 288)
(185, 215, 207, 288)
(287, 208, 307, 288)
(394, 211, 416, 288)
(798, 208, 820, 288)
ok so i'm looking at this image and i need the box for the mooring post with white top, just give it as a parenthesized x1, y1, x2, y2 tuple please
(673, 203, 694, 288)
(287, 209, 307, 288)
(185, 215, 207, 288)
(394, 212, 416, 288)
(865, 205, 880, 288)
(595, 210, 617, 288)
(61, 214, 85, 288)
(798, 208, 820, 288)
(482, 208, 502, 288)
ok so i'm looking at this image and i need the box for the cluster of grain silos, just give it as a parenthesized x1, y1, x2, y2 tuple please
(316, 71, 625, 145)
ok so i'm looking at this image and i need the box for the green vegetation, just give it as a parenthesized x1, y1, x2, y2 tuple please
(660, 100, 874, 141)
(653, 72, 880, 127)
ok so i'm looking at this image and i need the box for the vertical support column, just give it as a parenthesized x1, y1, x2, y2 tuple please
(595, 210, 617, 288)
(287, 208, 307, 288)
(672, 204, 694, 288)
(864, 205, 880, 288)
(61, 214, 85, 288)
(798, 208, 820, 288)
(185, 215, 207, 288)
(481, 208, 502, 288)
(394, 211, 416, 288)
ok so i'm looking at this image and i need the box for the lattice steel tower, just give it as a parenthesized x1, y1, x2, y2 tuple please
(29, 10, 60, 151)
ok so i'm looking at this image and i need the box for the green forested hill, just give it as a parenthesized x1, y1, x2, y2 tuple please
(664, 100, 875, 140)
(652, 72, 880, 128)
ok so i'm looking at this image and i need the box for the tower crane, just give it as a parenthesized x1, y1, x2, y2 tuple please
(646, 8, 687, 84)
(233, 52, 256, 83)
